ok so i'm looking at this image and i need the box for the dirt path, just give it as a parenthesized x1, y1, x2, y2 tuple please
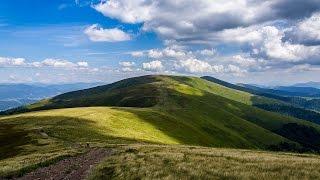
(15, 148, 112, 180)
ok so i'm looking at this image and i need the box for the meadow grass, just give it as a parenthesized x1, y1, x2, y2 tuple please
(0, 105, 284, 177)
(0, 107, 196, 177)
(2, 75, 320, 178)
(89, 144, 320, 180)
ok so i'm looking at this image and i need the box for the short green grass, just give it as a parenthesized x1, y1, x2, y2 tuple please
(89, 144, 320, 180)
(2, 75, 320, 178)
(0, 105, 311, 177)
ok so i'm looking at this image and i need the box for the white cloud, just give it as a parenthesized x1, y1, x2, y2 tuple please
(258, 26, 304, 61)
(226, 64, 247, 75)
(174, 58, 223, 73)
(298, 13, 320, 40)
(84, 24, 131, 42)
(138, 47, 255, 75)
(119, 61, 135, 67)
(130, 51, 144, 57)
(77, 61, 89, 67)
(286, 64, 320, 73)
(121, 67, 134, 72)
(0, 57, 26, 66)
(147, 47, 188, 59)
(90, 0, 320, 79)
(214, 25, 263, 44)
(93, 0, 320, 44)
(198, 49, 216, 56)
(258, 26, 320, 62)
(148, 49, 163, 58)
(216, 25, 320, 62)
(162, 47, 186, 58)
(142, 60, 164, 71)
(93, 0, 154, 23)
(0, 56, 90, 70)
(119, 61, 135, 73)
(289, 12, 320, 45)
(12, 58, 26, 65)
(37, 58, 83, 68)
(231, 55, 259, 67)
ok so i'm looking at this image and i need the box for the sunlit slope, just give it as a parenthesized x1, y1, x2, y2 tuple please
(2, 75, 320, 152)
(0, 107, 287, 149)
(1, 106, 295, 176)
(202, 76, 320, 124)
(3, 75, 320, 177)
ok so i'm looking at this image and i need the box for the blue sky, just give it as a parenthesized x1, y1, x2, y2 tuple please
(1, 0, 320, 85)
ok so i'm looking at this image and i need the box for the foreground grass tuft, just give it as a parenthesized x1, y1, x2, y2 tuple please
(89, 144, 320, 180)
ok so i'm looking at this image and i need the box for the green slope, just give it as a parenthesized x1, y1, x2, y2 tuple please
(202, 76, 320, 124)
(89, 144, 320, 179)
(2, 75, 320, 177)
(3, 75, 320, 150)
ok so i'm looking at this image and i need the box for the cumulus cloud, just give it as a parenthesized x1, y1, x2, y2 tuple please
(215, 25, 320, 62)
(173, 57, 246, 75)
(147, 46, 190, 59)
(0, 57, 26, 66)
(174, 58, 221, 73)
(286, 12, 320, 45)
(84, 24, 131, 42)
(298, 13, 320, 43)
(93, 0, 154, 23)
(148, 49, 163, 58)
(77, 61, 89, 67)
(119, 61, 136, 72)
(226, 64, 247, 75)
(0, 56, 90, 70)
(119, 61, 135, 67)
(93, 0, 320, 43)
(32, 58, 89, 69)
(134, 46, 254, 75)
(142, 60, 164, 71)
(91, 0, 320, 78)
(256, 26, 313, 61)
(231, 55, 260, 68)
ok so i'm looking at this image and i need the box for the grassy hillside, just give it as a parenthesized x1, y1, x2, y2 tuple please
(0, 106, 284, 177)
(89, 144, 320, 179)
(238, 83, 320, 112)
(2, 75, 320, 177)
(202, 76, 320, 123)
(3, 75, 320, 151)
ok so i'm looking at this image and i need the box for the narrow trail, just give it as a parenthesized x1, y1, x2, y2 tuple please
(15, 148, 112, 180)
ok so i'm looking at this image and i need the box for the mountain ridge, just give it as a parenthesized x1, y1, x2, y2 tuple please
(2, 75, 320, 153)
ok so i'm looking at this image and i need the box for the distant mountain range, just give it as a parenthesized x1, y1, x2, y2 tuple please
(237, 84, 320, 98)
(274, 86, 320, 97)
(235, 83, 320, 113)
(0, 83, 102, 111)
(293, 82, 320, 89)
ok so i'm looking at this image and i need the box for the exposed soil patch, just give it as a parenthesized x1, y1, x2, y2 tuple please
(15, 148, 112, 180)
